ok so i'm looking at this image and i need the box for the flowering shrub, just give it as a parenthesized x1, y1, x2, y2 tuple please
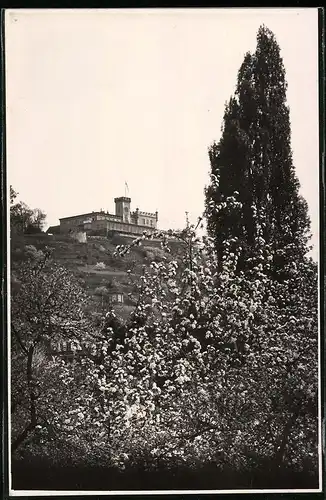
(11, 251, 93, 455)
(94, 286, 109, 297)
(11, 201, 318, 480)
(94, 261, 106, 270)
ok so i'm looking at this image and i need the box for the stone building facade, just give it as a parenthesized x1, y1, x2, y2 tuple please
(59, 196, 158, 236)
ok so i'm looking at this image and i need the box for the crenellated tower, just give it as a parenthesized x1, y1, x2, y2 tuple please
(114, 196, 131, 223)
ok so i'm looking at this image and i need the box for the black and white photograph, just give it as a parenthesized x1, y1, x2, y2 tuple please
(4, 7, 322, 494)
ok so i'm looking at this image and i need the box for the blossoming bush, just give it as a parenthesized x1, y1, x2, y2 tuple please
(11, 197, 318, 482)
(10, 250, 93, 456)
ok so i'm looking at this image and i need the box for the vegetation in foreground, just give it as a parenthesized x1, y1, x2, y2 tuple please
(10, 25, 319, 491)
(10, 219, 318, 489)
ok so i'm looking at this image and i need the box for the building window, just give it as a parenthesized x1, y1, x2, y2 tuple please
(150, 220, 153, 226)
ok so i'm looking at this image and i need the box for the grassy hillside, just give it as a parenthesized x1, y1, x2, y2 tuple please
(10, 232, 186, 321)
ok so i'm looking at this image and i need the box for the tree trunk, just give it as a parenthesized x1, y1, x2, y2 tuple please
(12, 345, 37, 454)
(12, 422, 37, 453)
(273, 407, 300, 467)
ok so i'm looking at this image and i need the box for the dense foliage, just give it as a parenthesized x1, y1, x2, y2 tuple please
(205, 26, 311, 274)
(10, 186, 46, 234)
(11, 214, 318, 485)
(11, 248, 92, 454)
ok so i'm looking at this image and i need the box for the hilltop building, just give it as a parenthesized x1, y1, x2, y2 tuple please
(59, 196, 158, 236)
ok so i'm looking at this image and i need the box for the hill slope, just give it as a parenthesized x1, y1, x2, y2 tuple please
(10, 232, 185, 321)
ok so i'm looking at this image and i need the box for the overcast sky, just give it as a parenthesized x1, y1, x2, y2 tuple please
(5, 8, 319, 258)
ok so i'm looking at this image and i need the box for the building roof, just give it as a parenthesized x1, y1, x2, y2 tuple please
(46, 225, 60, 234)
(59, 212, 99, 221)
(108, 288, 124, 295)
(114, 197, 131, 203)
(59, 197, 158, 223)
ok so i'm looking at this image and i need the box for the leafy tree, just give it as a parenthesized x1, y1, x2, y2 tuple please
(15, 220, 317, 482)
(205, 26, 311, 275)
(11, 251, 91, 453)
(25, 208, 47, 234)
(10, 185, 18, 205)
(10, 186, 46, 234)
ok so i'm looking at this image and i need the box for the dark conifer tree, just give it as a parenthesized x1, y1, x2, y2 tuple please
(205, 26, 311, 276)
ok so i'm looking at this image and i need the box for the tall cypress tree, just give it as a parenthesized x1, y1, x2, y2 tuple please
(205, 26, 311, 275)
